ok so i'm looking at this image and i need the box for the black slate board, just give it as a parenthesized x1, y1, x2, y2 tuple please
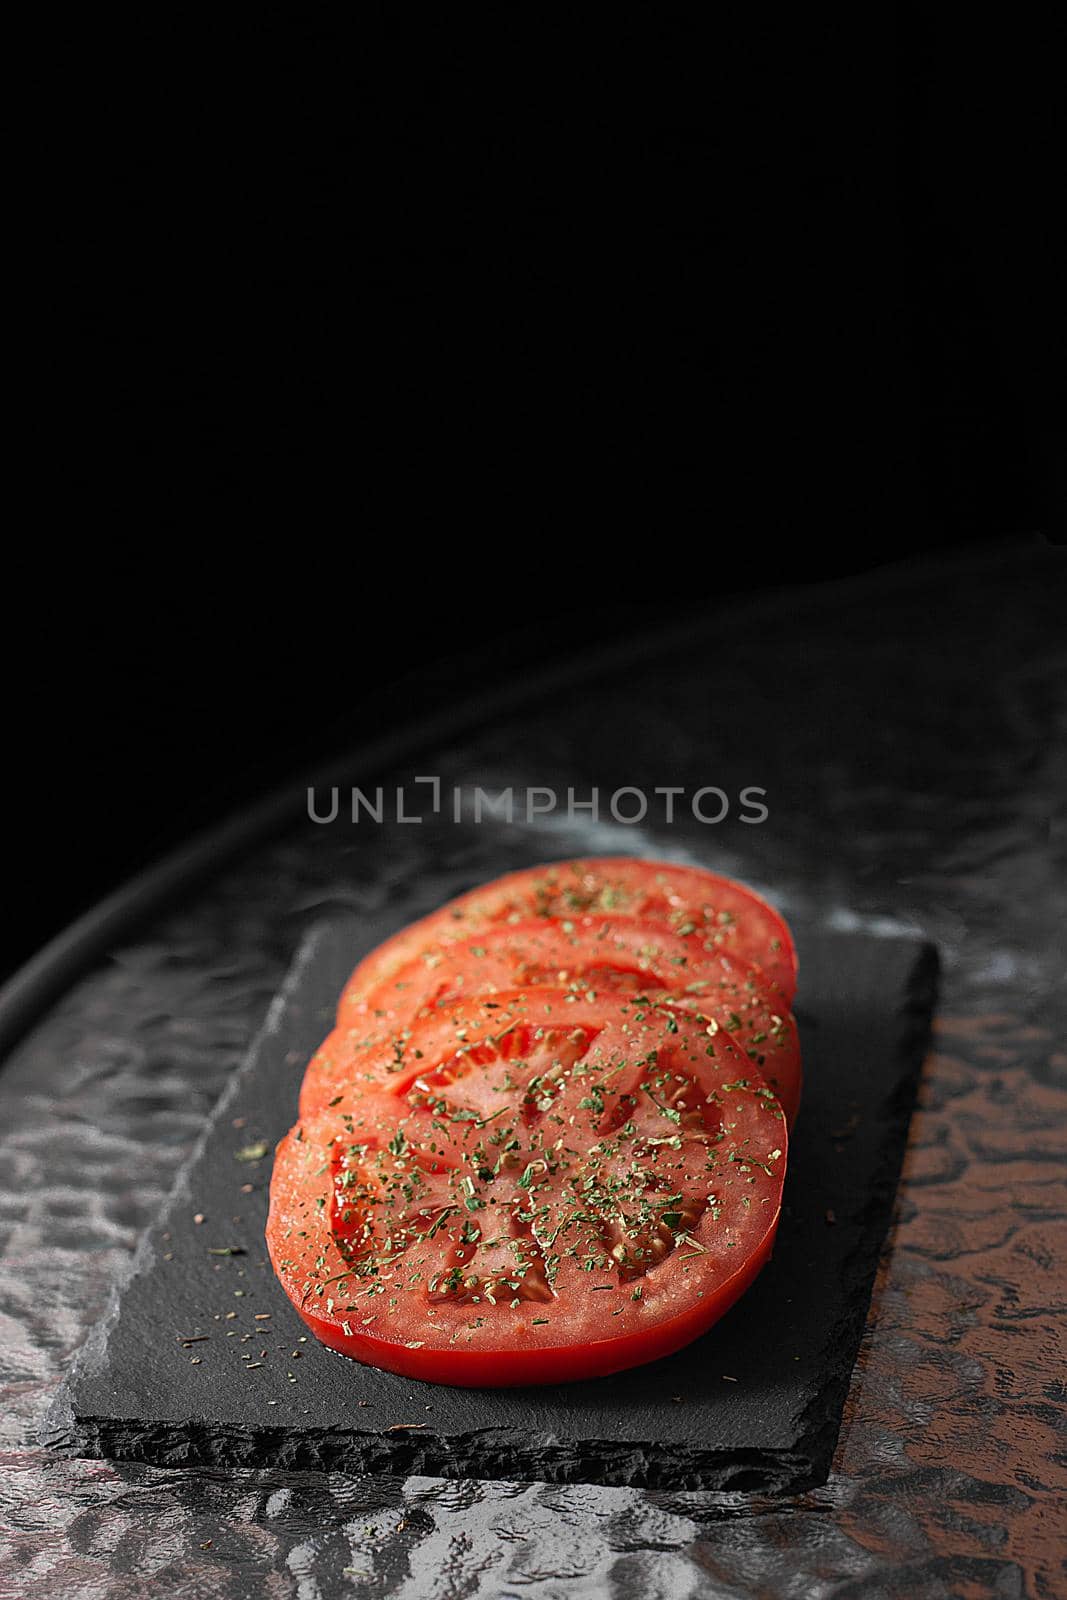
(46, 917, 938, 1493)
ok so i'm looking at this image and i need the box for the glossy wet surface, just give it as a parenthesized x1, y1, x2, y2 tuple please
(1, 547, 1064, 1597)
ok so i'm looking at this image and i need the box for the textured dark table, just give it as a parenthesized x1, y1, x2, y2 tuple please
(1, 546, 1064, 1599)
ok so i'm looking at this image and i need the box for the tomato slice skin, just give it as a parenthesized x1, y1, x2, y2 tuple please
(326, 913, 801, 1125)
(280, 1205, 777, 1386)
(343, 859, 798, 1007)
(267, 991, 786, 1386)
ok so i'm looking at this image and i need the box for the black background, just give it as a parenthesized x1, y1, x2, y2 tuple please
(8, 11, 1063, 983)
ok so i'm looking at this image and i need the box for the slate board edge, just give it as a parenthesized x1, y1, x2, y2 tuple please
(784, 939, 940, 1482)
(40, 928, 331, 1455)
(52, 1417, 813, 1494)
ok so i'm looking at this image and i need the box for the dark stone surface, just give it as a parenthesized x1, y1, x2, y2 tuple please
(47, 920, 937, 1493)
(1, 546, 1063, 1597)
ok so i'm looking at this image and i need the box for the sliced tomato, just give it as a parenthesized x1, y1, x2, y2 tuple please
(343, 859, 798, 1007)
(267, 991, 786, 1385)
(331, 913, 802, 1125)
(301, 986, 641, 1120)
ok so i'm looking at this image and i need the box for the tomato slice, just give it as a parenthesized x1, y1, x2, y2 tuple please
(343, 859, 798, 1006)
(330, 913, 802, 1125)
(267, 991, 786, 1385)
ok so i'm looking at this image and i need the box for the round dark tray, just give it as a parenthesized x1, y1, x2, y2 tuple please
(1, 543, 1062, 1599)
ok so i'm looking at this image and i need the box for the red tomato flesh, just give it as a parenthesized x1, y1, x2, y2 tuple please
(267, 990, 786, 1385)
(324, 913, 801, 1125)
(343, 859, 798, 1007)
